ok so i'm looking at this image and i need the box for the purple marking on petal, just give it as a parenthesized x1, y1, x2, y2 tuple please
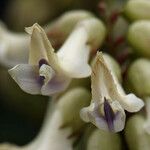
(38, 75, 45, 86)
(104, 97, 115, 131)
(39, 59, 49, 68)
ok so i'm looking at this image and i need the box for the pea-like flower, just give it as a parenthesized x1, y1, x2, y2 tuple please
(8, 19, 106, 96)
(80, 52, 144, 132)
(0, 10, 93, 68)
(9, 24, 90, 95)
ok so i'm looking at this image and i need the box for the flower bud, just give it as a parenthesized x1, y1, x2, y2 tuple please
(127, 20, 150, 57)
(58, 88, 91, 133)
(45, 10, 93, 47)
(124, 0, 150, 21)
(87, 129, 121, 150)
(112, 16, 129, 40)
(125, 115, 150, 150)
(126, 58, 150, 97)
(76, 18, 106, 50)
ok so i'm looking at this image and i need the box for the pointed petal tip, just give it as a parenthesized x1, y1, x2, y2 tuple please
(25, 23, 41, 35)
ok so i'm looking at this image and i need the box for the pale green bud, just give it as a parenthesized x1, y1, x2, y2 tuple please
(57, 88, 91, 133)
(87, 129, 121, 150)
(126, 58, 150, 97)
(128, 20, 150, 57)
(112, 16, 129, 40)
(6, 0, 52, 31)
(124, 0, 150, 21)
(45, 10, 93, 47)
(77, 18, 106, 50)
(125, 115, 150, 150)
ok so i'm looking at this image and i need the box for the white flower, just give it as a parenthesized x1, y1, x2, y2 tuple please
(8, 17, 106, 96)
(80, 52, 144, 132)
(0, 11, 92, 68)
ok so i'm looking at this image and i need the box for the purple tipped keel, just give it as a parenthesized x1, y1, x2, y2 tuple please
(104, 97, 115, 131)
(39, 59, 49, 68)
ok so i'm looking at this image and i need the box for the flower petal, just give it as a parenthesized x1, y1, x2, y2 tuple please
(119, 94, 144, 112)
(26, 24, 49, 65)
(80, 100, 125, 132)
(111, 101, 126, 132)
(39, 64, 55, 85)
(8, 64, 41, 95)
(41, 74, 71, 96)
(26, 23, 62, 73)
(57, 27, 91, 78)
(91, 52, 111, 103)
(93, 52, 144, 112)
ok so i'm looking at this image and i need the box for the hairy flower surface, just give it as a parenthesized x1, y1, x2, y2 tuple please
(80, 52, 144, 132)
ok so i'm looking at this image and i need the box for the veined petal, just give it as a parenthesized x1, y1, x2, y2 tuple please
(26, 24, 49, 65)
(93, 52, 144, 112)
(94, 52, 120, 100)
(8, 64, 41, 94)
(41, 75, 71, 96)
(57, 27, 91, 78)
(91, 52, 113, 103)
(26, 23, 91, 78)
(25, 23, 62, 73)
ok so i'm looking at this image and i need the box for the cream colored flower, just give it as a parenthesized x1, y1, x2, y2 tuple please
(9, 18, 106, 95)
(80, 52, 144, 132)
